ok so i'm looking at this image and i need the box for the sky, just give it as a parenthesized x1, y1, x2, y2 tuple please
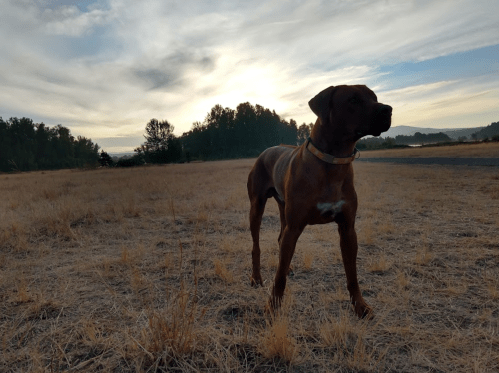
(1, 0, 498, 153)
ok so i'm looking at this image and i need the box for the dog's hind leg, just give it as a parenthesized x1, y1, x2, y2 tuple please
(276, 199, 286, 246)
(249, 195, 266, 286)
(247, 163, 269, 287)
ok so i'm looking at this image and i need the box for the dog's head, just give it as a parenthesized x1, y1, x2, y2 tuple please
(309, 85, 392, 140)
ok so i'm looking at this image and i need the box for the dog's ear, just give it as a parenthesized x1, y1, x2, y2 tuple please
(308, 86, 336, 121)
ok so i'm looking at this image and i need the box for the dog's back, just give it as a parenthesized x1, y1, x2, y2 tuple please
(247, 145, 301, 199)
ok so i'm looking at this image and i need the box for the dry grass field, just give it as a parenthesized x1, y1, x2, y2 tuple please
(1, 151, 499, 371)
(361, 141, 499, 158)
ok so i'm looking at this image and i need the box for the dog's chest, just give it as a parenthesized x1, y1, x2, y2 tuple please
(306, 179, 352, 224)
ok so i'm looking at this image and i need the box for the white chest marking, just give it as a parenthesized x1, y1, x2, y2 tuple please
(317, 200, 345, 217)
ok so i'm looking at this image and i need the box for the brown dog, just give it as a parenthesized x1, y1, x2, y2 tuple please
(247, 85, 392, 318)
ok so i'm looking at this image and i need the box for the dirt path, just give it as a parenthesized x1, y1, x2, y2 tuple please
(357, 157, 499, 166)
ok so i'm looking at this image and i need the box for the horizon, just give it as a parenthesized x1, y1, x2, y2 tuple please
(1, 1, 498, 153)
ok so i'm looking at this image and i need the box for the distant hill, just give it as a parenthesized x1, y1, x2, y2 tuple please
(110, 152, 135, 158)
(382, 125, 485, 140)
(470, 122, 499, 139)
(444, 127, 487, 139)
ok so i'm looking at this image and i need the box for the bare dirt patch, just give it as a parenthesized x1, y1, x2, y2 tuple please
(1, 160, 498, 372)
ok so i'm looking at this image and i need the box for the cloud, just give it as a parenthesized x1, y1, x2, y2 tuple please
(1, 0, 498, 152)
(380, 79, 499, 128)
(42, 5, 112, 36)
(132, 52, 215, 90)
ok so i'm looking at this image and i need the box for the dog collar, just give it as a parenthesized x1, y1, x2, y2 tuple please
(305, 138, 359, 164)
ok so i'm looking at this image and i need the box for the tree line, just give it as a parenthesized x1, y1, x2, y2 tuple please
(1, 102, 314, 171)
(357, 132, 453, 150)
(135, 103, 498, 164)
(470, 121, 499, 140)
(356, 124, 499, 151)
(393, 132, 451, 145)
(105, 116, 499, 167)
(179, 103, 309, 160)
(123, 102, 314, 165)
(0, 117, 99, 172)
(4, 108, 498, 172)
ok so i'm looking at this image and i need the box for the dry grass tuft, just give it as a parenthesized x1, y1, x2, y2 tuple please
(367, 251, 392, 273)
(320, 307, 385, 371)
(395, 270, 410, 289)
(140, 285, 206, 358)
(259, 294, 300, 363)
(320, 309, 361, 348)
(214, 258, 234, 283)
(259, 315, 300, 363)
(414, 243, 433, 265)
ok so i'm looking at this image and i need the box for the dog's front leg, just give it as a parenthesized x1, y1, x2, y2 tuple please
(269, 225, 303, 311)
(337, 219, 372, 318)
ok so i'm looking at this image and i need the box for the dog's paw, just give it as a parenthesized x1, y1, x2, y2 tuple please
(250, 275, 263, 287)
(353, 301, 374, 320)
(264, 297, 280, 316)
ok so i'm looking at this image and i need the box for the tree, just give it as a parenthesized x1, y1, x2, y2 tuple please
(297, 123, 313, 145)
(35, 122, 53, 169)
(0, 117, 11, 172)
(74, 136, 99, 167)
(276, 118, 298, 146)
(470, 121, 499, 140)
(9, 117, 36, 170)
(136, 119, 182, 164)
(235, 102, 258, 154)
(144, 119, 175, 152)
(51, 124, 75, 168)
(203, 105, 236, 158)
(180, 102, 301, 159)
(99, 151, 114, 167)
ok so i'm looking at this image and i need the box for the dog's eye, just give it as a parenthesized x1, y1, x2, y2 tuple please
(349, 97, 361, 105)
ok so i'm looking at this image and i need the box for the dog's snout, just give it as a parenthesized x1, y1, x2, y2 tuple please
(370, 103, 392, 136)
(374, 105, 392, 126)
(377, 104, 392, 117)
